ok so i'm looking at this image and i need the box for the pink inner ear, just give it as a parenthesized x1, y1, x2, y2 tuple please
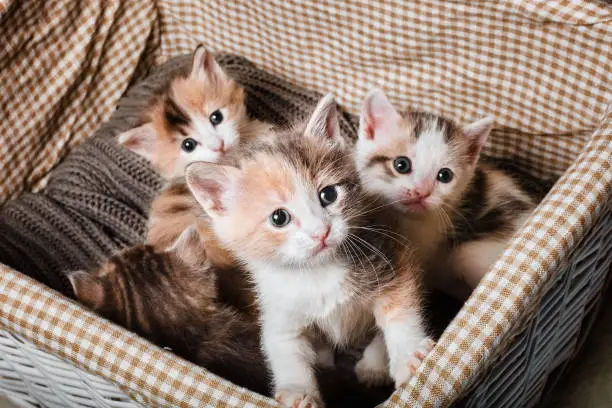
(363, 91, 397, 140)
(191, 177, 227, 213)
(363, 115, 376, 140)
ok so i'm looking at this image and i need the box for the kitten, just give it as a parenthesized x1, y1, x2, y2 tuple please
(66, 226, 268, 394)
(355, 89, 537, 300)
(117, 45, 270, 179)
(185, 95, 434, 408)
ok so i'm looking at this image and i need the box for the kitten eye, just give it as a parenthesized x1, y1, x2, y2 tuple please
(319, 185, 338, 207)
(181, 138, 198, 153)
(437, 168, 454, 183)
(393, 156, 412, 174)
(209, 110, 224, 126)
(269, 209, 291, 228)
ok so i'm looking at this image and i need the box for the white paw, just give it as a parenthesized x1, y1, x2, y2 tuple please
(393, 337, 435, 388)
(355, 355, 391, 387)
(275, 388, 323, 408)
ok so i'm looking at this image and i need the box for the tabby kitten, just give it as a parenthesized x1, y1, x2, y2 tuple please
(67, 226, 267, 394)
(186, 95, 434, 408)
(355, 89, 537, 299)
(117, 45, 270, 179)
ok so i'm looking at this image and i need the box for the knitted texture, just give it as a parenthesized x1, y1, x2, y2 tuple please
(0, 54, 357, 296)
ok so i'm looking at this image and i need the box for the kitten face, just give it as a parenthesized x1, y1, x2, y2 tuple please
(119, 46, 248, 179)
(356, 89, 493, 214)
(187, 95, 361, 268)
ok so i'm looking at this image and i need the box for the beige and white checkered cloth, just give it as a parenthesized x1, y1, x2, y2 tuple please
(1, 0, 611, 406)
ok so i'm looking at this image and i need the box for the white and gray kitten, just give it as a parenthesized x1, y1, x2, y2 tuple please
(355, 89, 536, 300)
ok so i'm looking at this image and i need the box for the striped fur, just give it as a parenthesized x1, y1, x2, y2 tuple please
(67, 227, 267, 394)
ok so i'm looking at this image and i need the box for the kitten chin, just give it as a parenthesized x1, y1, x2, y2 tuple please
(116, 44, 272, 180)
(66, 227, 268, 394)
(186, 94, 432, 406)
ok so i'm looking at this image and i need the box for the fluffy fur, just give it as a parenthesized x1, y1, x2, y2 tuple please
(186, 95, 432, 408)
(355, 89, 537, 299)
(67, 227, 267, 394)
(117, 45, 271, 179)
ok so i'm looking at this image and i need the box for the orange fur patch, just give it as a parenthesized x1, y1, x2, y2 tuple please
(375, 247, 422, 323)
(230, 153, 296, 259)
(142, 70, 247, 178)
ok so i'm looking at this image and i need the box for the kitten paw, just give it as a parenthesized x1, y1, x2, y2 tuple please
(393, 337, 435, 387)
(275, 389, 323, 408)
(355, 355, 391, 387)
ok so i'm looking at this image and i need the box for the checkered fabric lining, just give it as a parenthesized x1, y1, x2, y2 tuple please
(2, 0, 612, 205)
(0, 265, 277, 407)
(1, 0, 611, 407)
(0, 0, 156, 205)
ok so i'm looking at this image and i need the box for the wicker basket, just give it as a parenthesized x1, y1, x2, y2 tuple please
(1, 1, 611, 407)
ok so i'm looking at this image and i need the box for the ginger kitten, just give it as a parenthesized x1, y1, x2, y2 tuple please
(185, 95, 434, 408)
(355, 89, 537, 299)
(117, 45, 270, 179)
(67, 227, 267, 394)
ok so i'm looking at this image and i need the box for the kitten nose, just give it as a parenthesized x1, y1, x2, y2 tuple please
(312, 225, 331, 244)
(211, 140, 225, 153)
(415, 189, 431, 199)
(413, 185, 433, 199)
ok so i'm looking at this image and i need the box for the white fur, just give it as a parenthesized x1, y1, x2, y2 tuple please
(356, 114, 456, 213)
(253, 260, 354, 402)
(373, 301, 428, 387)
(171, 107, 240, 178)
(355, 332, 390, 387)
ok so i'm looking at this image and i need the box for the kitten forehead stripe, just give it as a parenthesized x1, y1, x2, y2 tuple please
(366, 155, 395, 178)
(409, 111, 455, 142)
(366, 155, 391, 168)
(164, 96, 191, 131)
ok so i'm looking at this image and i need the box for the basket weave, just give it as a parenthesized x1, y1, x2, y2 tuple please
(1, 1, 611, 407)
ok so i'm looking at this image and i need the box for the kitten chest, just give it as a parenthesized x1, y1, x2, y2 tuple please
(254, 262, 373, 345)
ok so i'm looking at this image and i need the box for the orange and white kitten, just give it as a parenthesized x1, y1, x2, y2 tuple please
(355, 89, 536, 299)
(117, 45, 269, 179)
(185, 95, 433, 408)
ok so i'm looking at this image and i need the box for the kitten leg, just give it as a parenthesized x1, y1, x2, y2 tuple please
(262, 316, 323, 408)
(448, 238, 508, 290)
(354, 332, 391, 387)
(374, 272, 432, 388)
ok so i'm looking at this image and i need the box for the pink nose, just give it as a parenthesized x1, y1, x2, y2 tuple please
(414, 188, 431, 200)
(312, 225, 331, 245)
(211, 140, 225, 153)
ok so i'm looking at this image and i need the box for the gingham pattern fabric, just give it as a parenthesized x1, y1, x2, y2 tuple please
(0, 265, 277, 408)
(0, 0, 156, 205)
(1, 0, 611, 407)
(2, 1, 611, 205)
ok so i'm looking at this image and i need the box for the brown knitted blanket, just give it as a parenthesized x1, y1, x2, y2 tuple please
(0, 54, 358, 295)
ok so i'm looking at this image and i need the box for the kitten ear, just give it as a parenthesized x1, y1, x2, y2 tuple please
(463, 116, 494, 162)
(185, 162, 240, 216)
(191, 45, 228, 83)
(67, 270, 105, 310)
(304, 94, 343, 144)
(360, 88, 401, 140)
(117, 123, 158, 161)
(167, 225, 206, 266)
